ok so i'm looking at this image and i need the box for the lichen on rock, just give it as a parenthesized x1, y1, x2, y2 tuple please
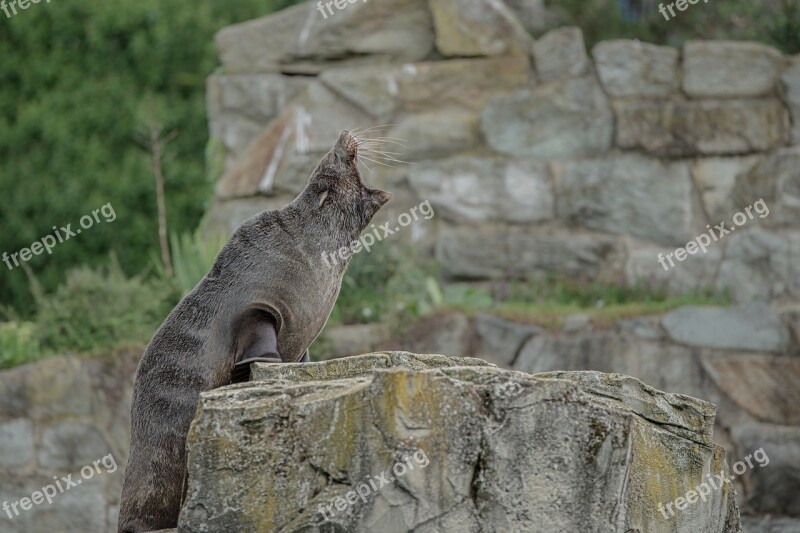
(178, 352, 740, 532)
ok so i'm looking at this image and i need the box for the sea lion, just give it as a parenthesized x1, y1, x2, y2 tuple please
(118, 130, 391, 532)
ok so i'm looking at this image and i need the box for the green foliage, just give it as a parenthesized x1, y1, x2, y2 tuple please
(540, 0, 661, 48)
(504, 276, 677, 307)
(328, 244, 439, 325)
(0, 321, 41, 369)
(441, 283, 494, 309)
(442, 276, 730, 329)
(717, 0, 800, 53)
(0, 0, 302, 315)
(322, 238, 732, 332)
(154, 231, 228, 297)
(33, 257, 170, 355)
(325, 243, 730, 331)
(542, 0, 800, 53)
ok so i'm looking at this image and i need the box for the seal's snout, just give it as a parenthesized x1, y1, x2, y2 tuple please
(336, 130, 358, 161)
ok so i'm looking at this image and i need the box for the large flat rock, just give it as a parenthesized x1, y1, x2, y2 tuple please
(532, 26, 591, 82)
(553, 153, 694, 246)
(436, 224, 621, 280)
(615, 98, 789, 157)
(683, 41, 784, 98)
(429, 0, 532, 57)
(593, 39, 680, 98)
(386, 110, 481, 160)
(407, 155, 554, 224)
(482, 75, 613, 159)
(701, 355, 800, 425)
(661, 304, 789, 353)
(320, 56, 532, 121)
(179, 353, 740, 532)
(215, 0, 434, 74)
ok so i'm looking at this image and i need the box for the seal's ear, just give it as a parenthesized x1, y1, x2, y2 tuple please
(370, 189, 392, 207)
(318, 189, 329, 208)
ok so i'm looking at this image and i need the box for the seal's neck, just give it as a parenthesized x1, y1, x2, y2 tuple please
(284, 199, 365, 256)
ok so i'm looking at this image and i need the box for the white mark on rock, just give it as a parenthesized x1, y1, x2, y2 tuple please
(322, 401, 342, 442)
(411, 222, 427, 241)
(485, 0, 506, 15)
(402, 64, 418, 76)
(298, 3, 317, 52)
(259, 125, 293, 194)
(387, 75, 398, 97)
(295, 107, 312, 154)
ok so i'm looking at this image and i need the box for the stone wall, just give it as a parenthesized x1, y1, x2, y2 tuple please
(0, 350, 138, 532)
(203, 0, 800, 304)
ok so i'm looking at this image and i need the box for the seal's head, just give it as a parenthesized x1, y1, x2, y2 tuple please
(304, 130, 392, 232)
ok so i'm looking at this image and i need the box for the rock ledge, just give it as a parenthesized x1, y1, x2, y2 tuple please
(178, 352, 740, 532)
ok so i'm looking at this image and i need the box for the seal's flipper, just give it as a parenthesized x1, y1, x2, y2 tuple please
(231, 310, 281, 383)
(231, 354, 280, 383)
(236, 311, 279, 361)
(301, 349, 310, 363)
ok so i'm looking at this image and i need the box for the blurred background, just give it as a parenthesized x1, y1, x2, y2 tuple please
(1, 0, 799, 531)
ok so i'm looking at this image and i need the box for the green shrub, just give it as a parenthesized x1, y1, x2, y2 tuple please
(0, 0, 303, 316)
(717, 0, 800, 53)
(539, 0, 660, 47)
(328, 244, 438, 325)
(324, 244, 731, 331)
(540, 0, 800, 53)
(0, 321, 42, 369)
(34, 257, 170, 354)
(154, 231, 228, 297)
(441, 275, 730, 328)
